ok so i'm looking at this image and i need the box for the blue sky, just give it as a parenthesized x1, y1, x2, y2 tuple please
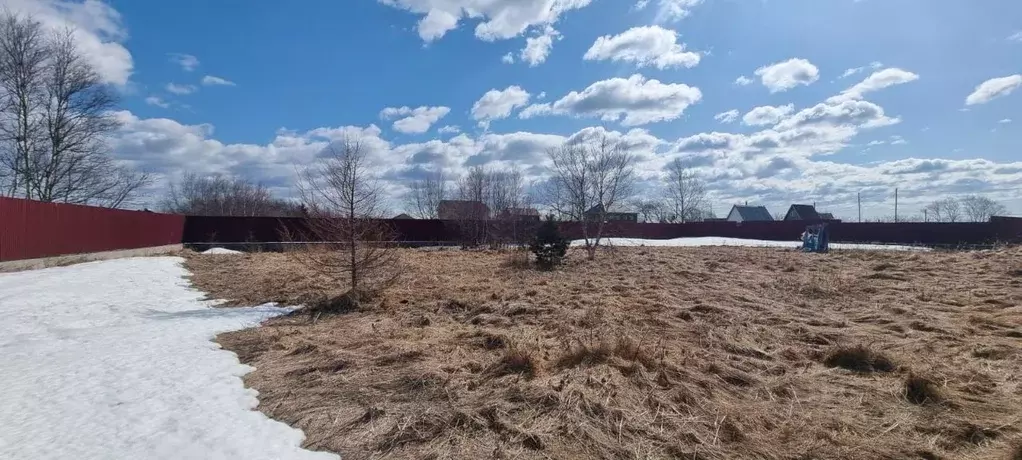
(7, 0, 1022, 217)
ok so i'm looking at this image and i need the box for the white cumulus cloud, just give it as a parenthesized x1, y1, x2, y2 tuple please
(378, 0, 593, 42)
(734, 75, 753, 86)
(830, 68, 919, 102)
(201, 75, 235, 86)
(965, 75, 1022, 106)
(144, 96, 169, 109)
(165, 83, 197, 95)
(519, 74, 702, 126)
(2, 0, 133, 85)
(583, 25, 700, 69)
(380, 106, 452, 134)
(714, 109, 739, 124)
(471, 86, 532, 125)
(519, 26, 560, 66)
(743, 104, 795, 126)
(754, 58, 820, 93)
(653, 0, 703, 22)
(168, 53, 199, 72)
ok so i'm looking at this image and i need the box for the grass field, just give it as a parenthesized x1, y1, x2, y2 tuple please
(186, 245, 1022, 460)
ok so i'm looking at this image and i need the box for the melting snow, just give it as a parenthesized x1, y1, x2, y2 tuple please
(0, 257, 336, 460)
(201, 247, 243, 255)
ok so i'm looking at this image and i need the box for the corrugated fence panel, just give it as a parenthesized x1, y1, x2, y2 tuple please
(181, 216, 1022, 247)
(0, 196, 186, 262)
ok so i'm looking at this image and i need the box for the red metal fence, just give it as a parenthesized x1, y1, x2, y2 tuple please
(0, 196, 185, 262)
(3, 197, 1019, 263)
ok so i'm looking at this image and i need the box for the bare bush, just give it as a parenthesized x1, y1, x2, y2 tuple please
(161, 173, 301, 216)
(0, 13, 148, 207)
(543, 135, 636, 260)
(288, 138, 402, 303)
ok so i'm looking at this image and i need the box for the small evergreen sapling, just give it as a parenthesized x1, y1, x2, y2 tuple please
(529, 216, 569, 269)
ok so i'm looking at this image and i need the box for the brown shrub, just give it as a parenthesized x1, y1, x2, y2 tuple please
(903, 373, 944, 405)
(823, 345, 896, 373)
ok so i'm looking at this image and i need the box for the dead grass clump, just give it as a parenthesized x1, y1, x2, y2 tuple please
(554, 335, 657, 370)
(823, 345, 896, 373)
(903, 373, 944, 405)
(972, 346, 1014, 360)
(489, 344, 540, 378)
(306, 289, 369, 315)
(501, 250, 531, 270)
(872, 262, 897, 271)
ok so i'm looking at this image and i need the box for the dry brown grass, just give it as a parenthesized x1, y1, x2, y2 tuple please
(184, 245, 1022, 460)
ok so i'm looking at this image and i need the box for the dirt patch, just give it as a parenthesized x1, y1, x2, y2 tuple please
(186, 246, 1022, 459)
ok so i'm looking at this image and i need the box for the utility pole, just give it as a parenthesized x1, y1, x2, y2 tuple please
(894, 188, 899, 223)
(857, 192, 861, 223)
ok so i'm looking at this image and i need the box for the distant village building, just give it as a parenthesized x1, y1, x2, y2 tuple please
(499, 207, 541, 222)
(584, 203, 638, 222)
(818, 212, 835, 221)
(437, 200, 489, 220)
(783, 204, 822, 221)
(726, 205, 774, 223)
(392, 213, 415, 220)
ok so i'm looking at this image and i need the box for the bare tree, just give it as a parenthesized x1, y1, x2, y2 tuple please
(959, 195, 1006, 222)
(0, 13, 148, 207)
(161, 173, 301, 216)
(489, 167, 525, 216)
(291, 138, 401, 300)
(405, 170, 446, 219)
(665, 159, 708, 223)
(0, 11, 47, 198)
(923, 197, 962, 222)
(457, 165, 490, 206)
(631, 197, 671, 223)
(543, 135, 636, 260)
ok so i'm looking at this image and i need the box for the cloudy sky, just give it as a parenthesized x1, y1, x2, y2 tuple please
(6, 0, 1021, 218)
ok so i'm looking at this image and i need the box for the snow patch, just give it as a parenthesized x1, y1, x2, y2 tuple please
(201, 247, 243, 255)
(571, 237, 927, 251)
(0, 257, 337, 460)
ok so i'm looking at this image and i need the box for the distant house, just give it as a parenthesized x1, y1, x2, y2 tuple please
(784, 204, 822, 221)
(818, 212, 835, 221)
(726, 205, 774, 223)
(392, 213, 415, 220)
(499, 207, 541, 222)
(437, 200, 490, 220)
(584, 203, 638, 222)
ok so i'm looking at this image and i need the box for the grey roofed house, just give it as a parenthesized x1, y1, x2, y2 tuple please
(726, 205, 774, 222)
(583, 203, 638, 222)
(818, 212, 835, 221)
(784, 204, 821, 221)
(392, 213, 415, 219)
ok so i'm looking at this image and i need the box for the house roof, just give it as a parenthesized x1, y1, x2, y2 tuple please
(584, 203, 635, 215)
(392, 213, 415, 219)
(786, 204, 821, 221)
(437, 200, 489, 218)
(729, 205, 773, 221)
(818, 212, 834, 220)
